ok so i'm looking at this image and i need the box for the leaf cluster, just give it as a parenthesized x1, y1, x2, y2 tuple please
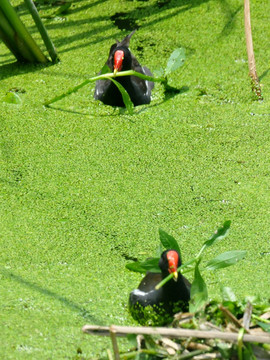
(126, 221, 247, 313)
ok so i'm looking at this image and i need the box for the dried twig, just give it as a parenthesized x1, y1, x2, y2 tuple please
(109, 326, 120, 360)
(82, 324, 270, 344)
(218, 304, 250, 333)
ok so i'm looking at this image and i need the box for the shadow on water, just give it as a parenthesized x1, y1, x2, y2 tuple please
(47, 84, 189, 117)
(16, 0, 213, 55)
(0, 0, 236, 77)
(1, 269, 100, 323)
(0, 61, 55, 81)
(259, 68, 269, 82)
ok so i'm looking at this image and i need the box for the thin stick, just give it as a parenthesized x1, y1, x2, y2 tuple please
(109, 326, 120, 360)
(219, 305, 250, 333)
(244, 0, 262, 99)
(82, 325, 270, 344)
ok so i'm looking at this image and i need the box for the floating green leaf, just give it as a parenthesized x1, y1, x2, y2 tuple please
(198, 220, 231, 257)
(165, 47, 185, 76)
(189, 262, 208, 313)
(108, 77, 134, 114)
(205, 250, 247, 271)
(3, 92, 22, 104)
(158, 228, 181, 254)
(126, 258, 160, 274)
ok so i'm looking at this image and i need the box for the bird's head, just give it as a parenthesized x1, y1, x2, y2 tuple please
(113, 49, 125, 74)
(113, 47, 132, 75)
(159, 250, 181, 282)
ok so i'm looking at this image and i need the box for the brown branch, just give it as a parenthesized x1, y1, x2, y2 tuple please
(218, 304, 250, 333)
(82, 324, 270, 344)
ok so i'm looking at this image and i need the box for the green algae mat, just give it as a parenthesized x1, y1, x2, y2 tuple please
(0, 0, 269, 358)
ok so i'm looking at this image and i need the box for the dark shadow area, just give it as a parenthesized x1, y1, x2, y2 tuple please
(1, 0, 228, 76)
(0, 61, 55, 81)
(218, 2, 243, 38)
(20, 0, 212, 55)
(45, 84, 189, 116)
(259, 68, 269, 81)
(1, 269, 101, 323)
(111, 12, 140, 31)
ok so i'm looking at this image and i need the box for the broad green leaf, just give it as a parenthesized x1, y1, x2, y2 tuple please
(189, 262, 208, 313)
(158, 228, 181, 254)
(257, 322, 270, 332)
(198, 220, 231, 256)
(3, 92, 22, 104)
(108, 77, 134, 114)
(100, 64, 111, 75)
(220, 286, 237, 302)
(165, 47, 185, 76)
(126, 258, 160, 274)
(125, 262, 147, 273)
(205, 250, 247, 270)
(155, 242, 163, 258)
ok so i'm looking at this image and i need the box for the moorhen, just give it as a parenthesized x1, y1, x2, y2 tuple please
(129, 249, 191, 325)
(94, 30, 154, 107)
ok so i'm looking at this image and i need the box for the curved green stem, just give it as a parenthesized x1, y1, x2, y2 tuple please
(44, 70, 168, 107)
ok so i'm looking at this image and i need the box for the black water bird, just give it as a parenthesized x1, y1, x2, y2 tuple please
(129, 249, 191, 325)
(94, 30, 154, 107)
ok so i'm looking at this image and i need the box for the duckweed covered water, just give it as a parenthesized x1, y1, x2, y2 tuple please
(0, 0, 269, 358)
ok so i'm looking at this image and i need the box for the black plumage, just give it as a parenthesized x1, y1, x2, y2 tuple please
(94, 30, 154, 107)
(129, 250, 191, 325)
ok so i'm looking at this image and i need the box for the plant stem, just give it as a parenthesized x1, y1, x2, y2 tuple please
(44, 70, 168, 107)
(0, 9, 27, 61)
(252, 314, 270, 324)
(244, 0, 262, 100)
(0, 0, 47, 63)
(155, 259, 197, 290)
(23, 0, 59, 63)
(44, 79, 92, 106)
